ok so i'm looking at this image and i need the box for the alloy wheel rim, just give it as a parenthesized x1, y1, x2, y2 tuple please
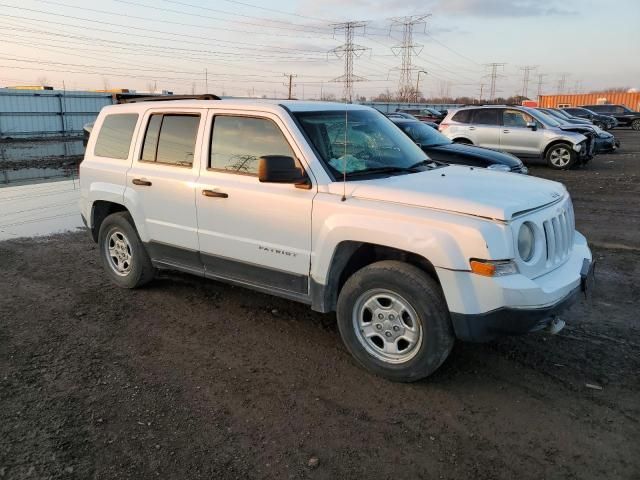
(550, 147, 571, 167)
(352, 288, 423, 364)
(106, 229, 133, 276)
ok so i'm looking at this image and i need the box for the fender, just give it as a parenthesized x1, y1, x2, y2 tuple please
(310, 193, 513, 285)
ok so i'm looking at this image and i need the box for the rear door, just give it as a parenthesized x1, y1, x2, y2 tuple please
(125, 108, 205, 270)
(499, 109, 543, 156)
(470, 108, 501, 149)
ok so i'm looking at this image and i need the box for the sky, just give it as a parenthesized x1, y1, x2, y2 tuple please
(1, 0, 639, 99)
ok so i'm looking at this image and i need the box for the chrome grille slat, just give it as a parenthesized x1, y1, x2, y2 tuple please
(543, 202, 574, 266)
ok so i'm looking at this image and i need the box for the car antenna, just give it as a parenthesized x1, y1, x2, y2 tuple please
(341, 107, 348, 202)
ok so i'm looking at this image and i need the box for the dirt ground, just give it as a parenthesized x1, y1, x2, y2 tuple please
(1, 130, 639, 479)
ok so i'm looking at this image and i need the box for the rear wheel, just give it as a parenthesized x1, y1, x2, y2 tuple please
(98, 212, 156, 288)
(546, 143, 576, 170)
(632, 119, 640, 131)
(336, 261, 454, 382)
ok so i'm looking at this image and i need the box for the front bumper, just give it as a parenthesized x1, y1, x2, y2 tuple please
(595, 136, 618, 153)
(437, 233, 593, 342)
(451, 259, 594, 341)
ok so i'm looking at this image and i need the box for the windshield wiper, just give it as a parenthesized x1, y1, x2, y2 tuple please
(407, 159, 444, 169)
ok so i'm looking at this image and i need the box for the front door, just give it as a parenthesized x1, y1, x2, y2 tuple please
(499, 109, 543, 156)
(196, 110, 315, 296)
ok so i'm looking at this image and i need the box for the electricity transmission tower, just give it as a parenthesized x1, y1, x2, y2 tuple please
(478, 83, 487, 103)
(483, 63, 506, 102)
(389, 14, 430, 102)
(557, 73, 570, 94)
(283, 73, 297, 99)
(329, 21, 368, 103)
(519, 65, 537, 98)
(536, 73, 547, 98)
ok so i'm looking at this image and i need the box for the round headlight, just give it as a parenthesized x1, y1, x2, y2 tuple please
(518, 222, 535, 262)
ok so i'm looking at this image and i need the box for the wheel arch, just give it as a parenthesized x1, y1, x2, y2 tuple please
(311, 241, 440, 313)
(452, 137, 473, 145)
(90, 200, 130, 242)
(543, 139, 574, 159)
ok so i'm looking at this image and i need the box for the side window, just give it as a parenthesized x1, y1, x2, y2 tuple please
(210, 116, 295, 175)
(140, 114, 200, 166)
(452, 109, 472, 123)
(503, 110, 532, 128)
(612, 106, 625, 114)
(94, 114, 138, 159)
(473, 109, 499, 125)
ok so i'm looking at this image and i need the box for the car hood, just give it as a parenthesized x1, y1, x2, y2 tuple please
(557, 124, 595, 135)
(425, 142, 522, 167)
(328, 165, 565, 221)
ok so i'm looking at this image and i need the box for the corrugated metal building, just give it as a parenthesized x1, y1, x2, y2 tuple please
(0, 89, 114, 139)
(538, 92, 640, 110)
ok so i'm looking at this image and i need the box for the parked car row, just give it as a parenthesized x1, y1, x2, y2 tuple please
(580, 104, 640, 130)
(433, 104, 624, 169)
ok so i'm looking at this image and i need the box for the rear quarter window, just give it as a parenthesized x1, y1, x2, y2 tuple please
(94, 114, 139, 159)
(452, 110, 472, 123)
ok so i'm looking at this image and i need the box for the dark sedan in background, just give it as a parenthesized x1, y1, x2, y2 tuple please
(582, 104, 640, 130)
(391, 118, 528, 174)
(561, 107, 617, 130)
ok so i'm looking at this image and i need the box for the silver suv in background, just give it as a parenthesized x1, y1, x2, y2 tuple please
(439, 106, 595, 169)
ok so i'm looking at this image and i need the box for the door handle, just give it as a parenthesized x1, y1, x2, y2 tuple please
(468, 126, 476, 130)
(202, 189, 228, 198)
(132, 178, 152, 186)
(502, 129, 510, 133)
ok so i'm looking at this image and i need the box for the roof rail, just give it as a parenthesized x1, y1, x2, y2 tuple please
(119, 94, 221, 104)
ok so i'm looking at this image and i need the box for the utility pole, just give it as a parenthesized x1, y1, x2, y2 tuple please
(390, 14, 430, 102)
(483, 63, 506, 102)
(204, 68, 208, 94)
(536, 73, 547, 98)
(415, 70, 427, 102)
(283, 73, 297, 100)
(519, 65, 537, 99)
(478, 83, 486, 104)
(329, 21, 368, 103)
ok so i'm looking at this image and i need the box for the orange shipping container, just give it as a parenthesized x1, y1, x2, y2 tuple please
(538, 92, 640, 110)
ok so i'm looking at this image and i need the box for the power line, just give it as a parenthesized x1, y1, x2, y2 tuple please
(329, 21, 368, 103)
(389, 14, 430, 102)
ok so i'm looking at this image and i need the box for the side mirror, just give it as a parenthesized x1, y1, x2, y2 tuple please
(526, 122, 537, 131)
(258, 155, 311, 189)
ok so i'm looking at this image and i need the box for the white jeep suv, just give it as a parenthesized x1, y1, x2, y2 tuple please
(79, 98, 594, 382)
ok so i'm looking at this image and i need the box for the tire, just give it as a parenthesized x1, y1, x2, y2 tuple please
(98, 211, 156, 288)
(336, 260, 454, 382)
(453, 138, 473, 145)
(545, 143, 576, 170)
(632, 119, 640, 131)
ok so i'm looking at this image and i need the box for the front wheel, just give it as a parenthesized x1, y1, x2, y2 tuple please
(632, 119, 640, 131)
(336, 261, 454, 382)
(546, 143, 576, 170)
(98, 211, 156, 288)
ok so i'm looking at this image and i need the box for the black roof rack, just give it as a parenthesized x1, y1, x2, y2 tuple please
(119, 94, 221, 104)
